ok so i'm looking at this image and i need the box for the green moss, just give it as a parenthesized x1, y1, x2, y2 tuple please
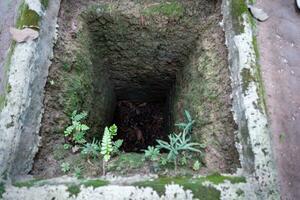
(252, 36, 268, 114)
(13, 179, 42, 188)
(108, 153, 145, 172)
(231, 0, 248, 33)
(40, 0, 49, 9)
(81, 179, 109, 188)
(4, 42, 16, 74)
(236, 188, 245, 196)
(279, 133, 286, 143)
(133, 177, 220, 200)
(143, 2, 184, 17)
(0, 182, 5, 199)
(133, 173, 245, 199)
(0, 42, 16, 111)
(206, 173, 246, 184)
(0, 95, 6, 110)
(241, 68, 255, 93)
(67, 184, 81, 197)
(16, 2, 41, 29)
(62, 53, 93, 116)
(6, 84, 12, 94)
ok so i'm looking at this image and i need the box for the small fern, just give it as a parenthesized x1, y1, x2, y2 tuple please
(64, 110, 89, 145)
(112, 139, 123, 155)
(101, 127, 114, 162)
(100, 124, 122, 175)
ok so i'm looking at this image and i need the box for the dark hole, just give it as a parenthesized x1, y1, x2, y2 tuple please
(113, 99, 169, 152)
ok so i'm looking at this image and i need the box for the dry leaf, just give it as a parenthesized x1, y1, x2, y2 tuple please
(9, 27, 39, 43)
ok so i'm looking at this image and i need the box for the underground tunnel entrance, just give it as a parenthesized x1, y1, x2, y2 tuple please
(32, 0, 240, 178)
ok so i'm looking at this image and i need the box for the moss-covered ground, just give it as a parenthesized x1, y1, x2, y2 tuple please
(16, 1, 41, 29)
(143, 2, 184, 17)
(133, 174, 246, 199)
(0, 182, 5, 199)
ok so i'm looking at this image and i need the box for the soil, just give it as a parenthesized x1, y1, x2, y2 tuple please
(31, 0, 239, 178)
(256, 0, 300, 199)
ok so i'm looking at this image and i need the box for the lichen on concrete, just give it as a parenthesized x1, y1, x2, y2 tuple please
(222, 0, 279, 198)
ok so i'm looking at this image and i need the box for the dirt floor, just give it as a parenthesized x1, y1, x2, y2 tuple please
(0, 0, 21, 95)
(256, 0, 300, 199)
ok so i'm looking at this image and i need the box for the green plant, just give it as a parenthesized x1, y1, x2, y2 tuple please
(64, 143, 72, 150)
(180, 155, 188, 166)
(144, 146, 160, 161)
(61, 162, 71, 173)
(160, 157, 168, 166)
(81, 138, 100, 159)
(100, 124, 122, 175)
(64, 111, 89, 145)
(156, 131, 204, 171)
(112, 139, 123, 155)
(74, 167, 82, 179)
(193, 160, 201, 171)
(0, 182, 5, 198)
(175, 110, 195, 134)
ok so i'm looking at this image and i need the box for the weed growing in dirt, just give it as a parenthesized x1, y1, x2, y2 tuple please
(81, 138, 101, 160)
(64, 143, 72, 150)
(144, 146, 160, 161)
(74, 167, 82, 179)
(112, 139, 123, 156)
(193, 160, 201, 171)
(64, 111, 89, 145)
(156, 131, 204, 171)
(144, 110, 205, 172)
(175, 110, 195, 134)
(61, 162, 71, 173)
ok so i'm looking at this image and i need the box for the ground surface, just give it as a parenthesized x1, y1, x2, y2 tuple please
(0, 0, 21, 94)
(256, 0, 300, 199)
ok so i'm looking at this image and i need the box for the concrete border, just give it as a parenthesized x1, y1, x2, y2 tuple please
(0, 0, 280, 198)
(0, 0, 61, 178)
(222, 0, 279, 198)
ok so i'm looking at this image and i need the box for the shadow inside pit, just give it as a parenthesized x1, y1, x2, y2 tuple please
(113, 100, 169, 152)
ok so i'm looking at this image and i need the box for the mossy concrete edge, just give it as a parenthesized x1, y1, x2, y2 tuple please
(0, 0, 61, 180)
(2, 174, 247, 199)
(222, 0, 280, 199)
